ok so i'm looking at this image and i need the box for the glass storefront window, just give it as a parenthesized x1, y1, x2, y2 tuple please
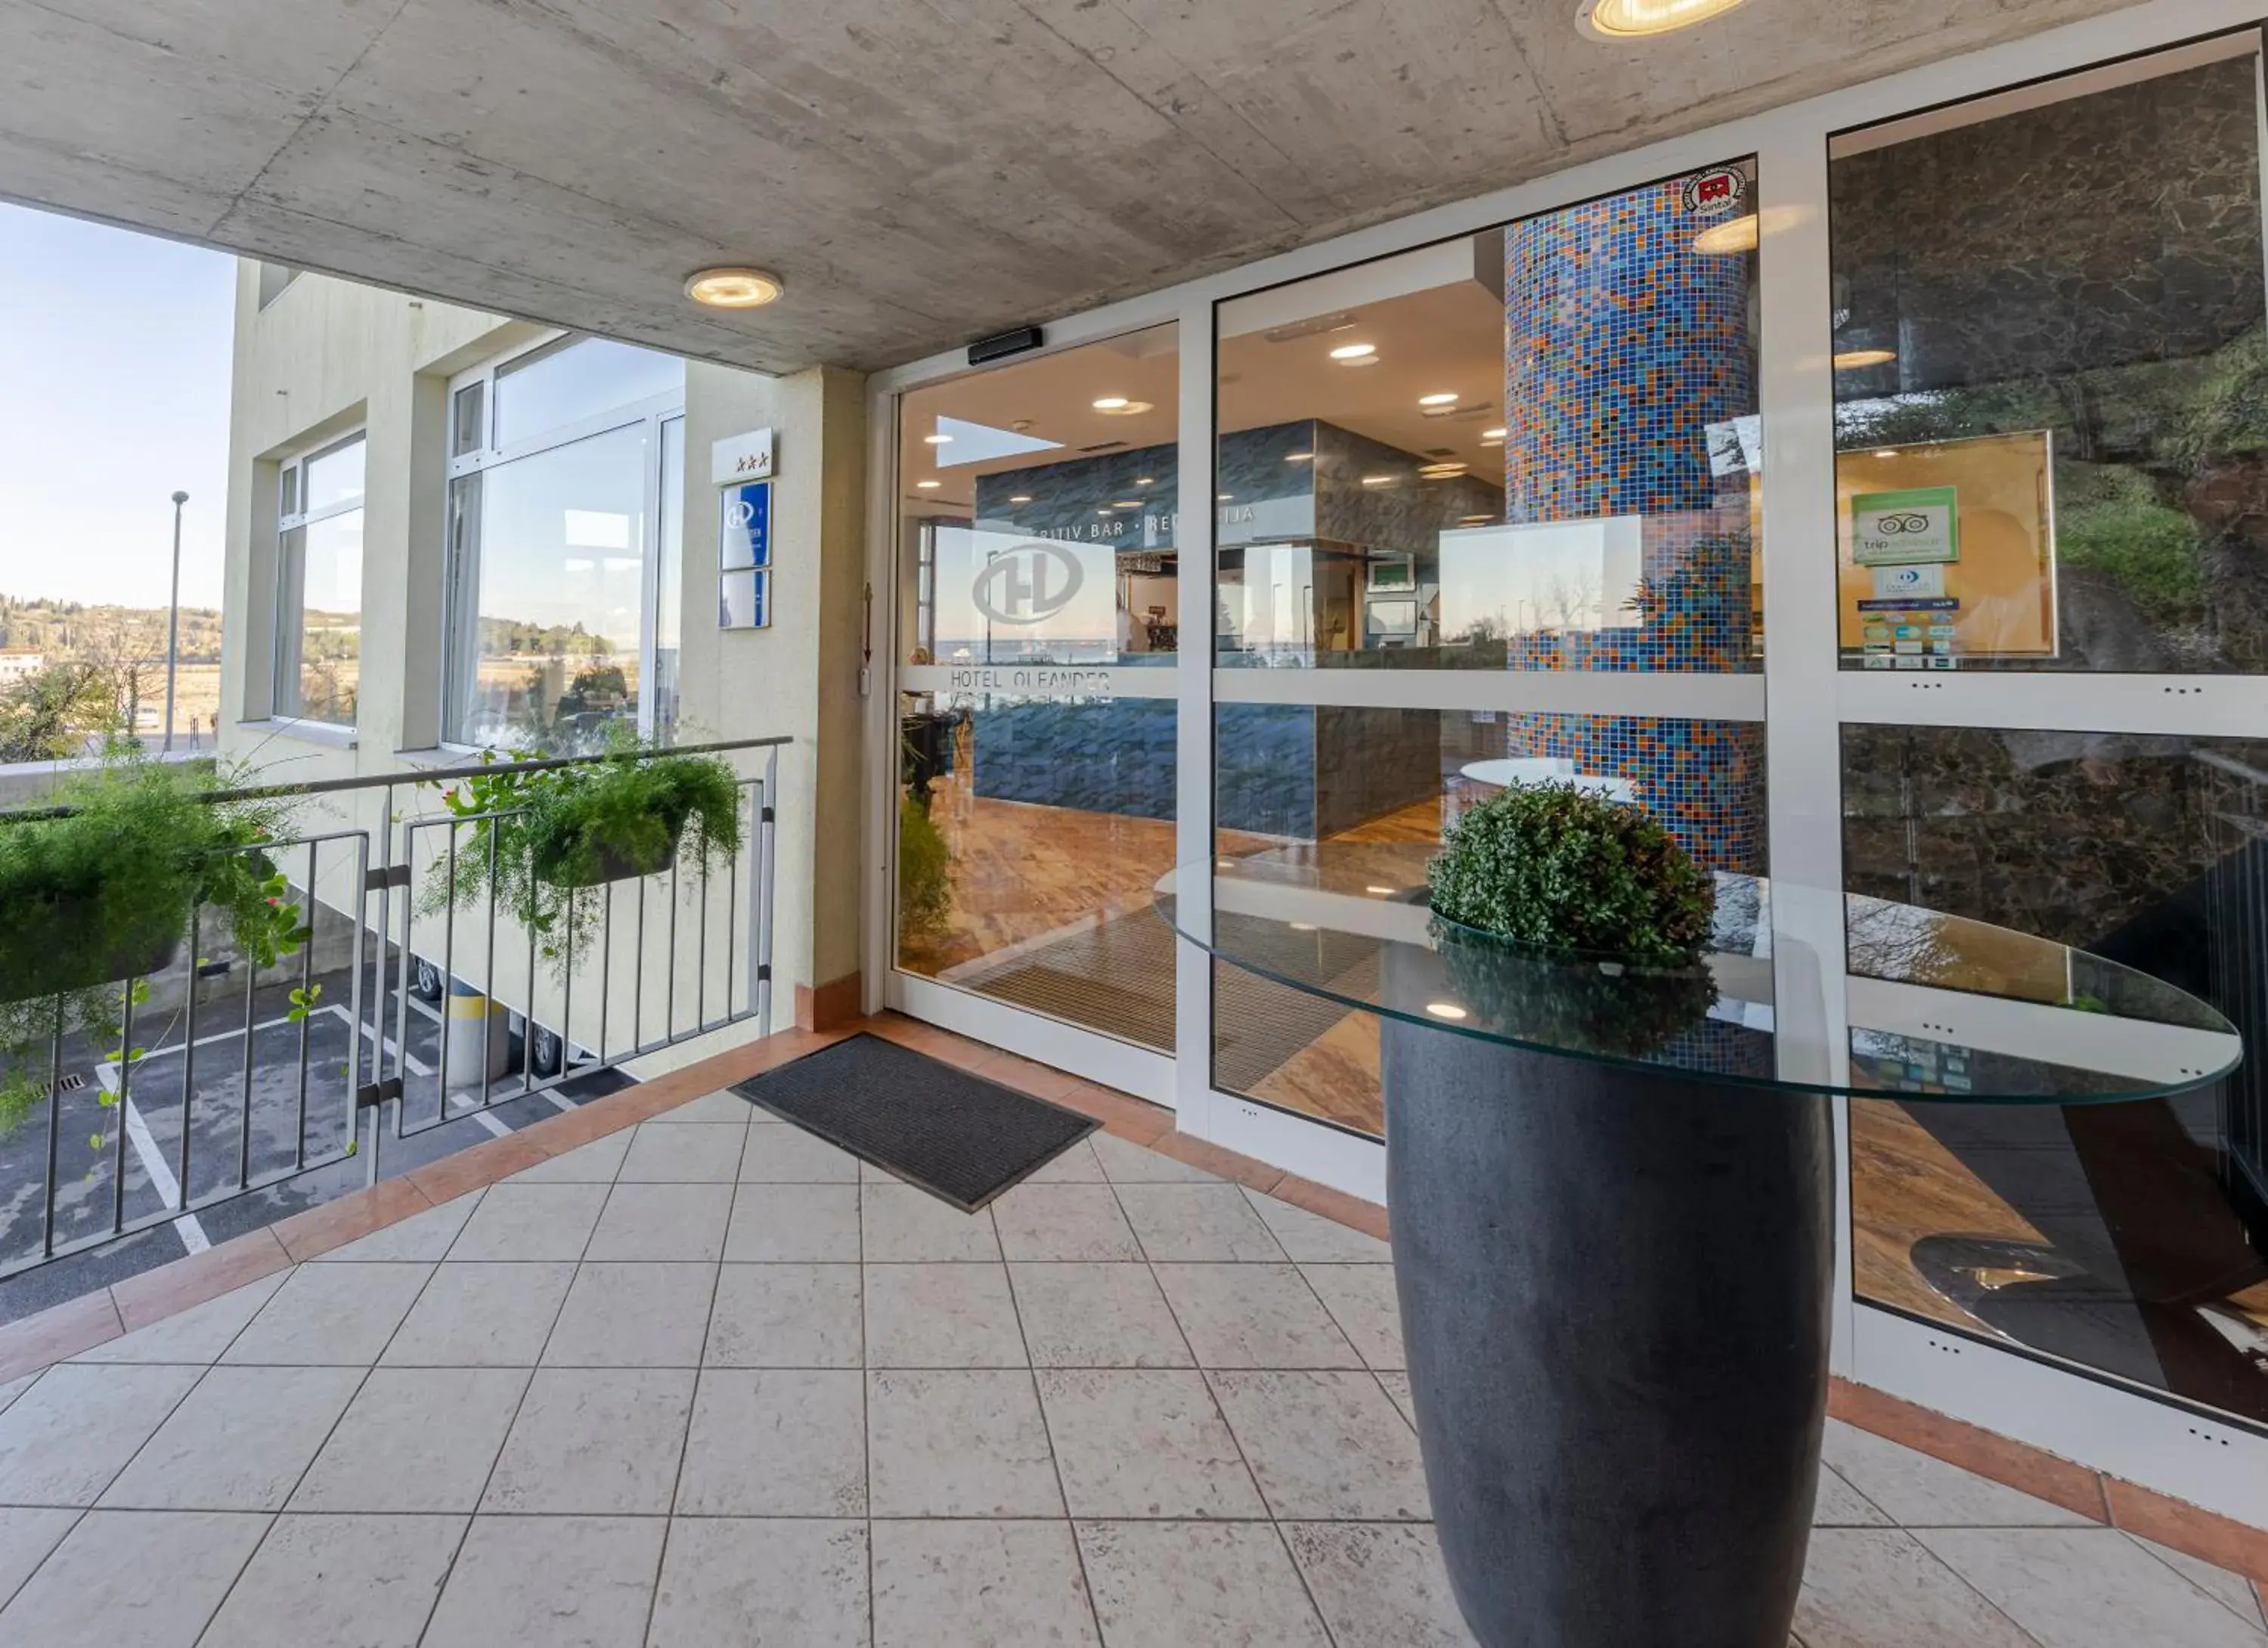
(493, 336, 682, 450)
(893, 326, 1180, 1047)
(1844, 721, 2268, 1423)
(1210, 705, 1766, 1135)
(273, 432, 365, 726)
(445, 422, 649, 749)
(1829, 50, 2268, 674)
(1215, 165, 1762, 671)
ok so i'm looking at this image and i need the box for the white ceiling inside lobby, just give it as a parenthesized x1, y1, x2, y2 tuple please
(0, 0, 2133, 375)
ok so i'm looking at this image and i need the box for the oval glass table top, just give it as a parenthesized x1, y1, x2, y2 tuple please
(1156, 844, 2240, 1106)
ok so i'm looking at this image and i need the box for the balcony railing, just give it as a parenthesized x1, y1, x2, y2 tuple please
(0, 737, 783, 1278)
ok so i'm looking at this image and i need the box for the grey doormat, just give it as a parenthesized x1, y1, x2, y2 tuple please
(731, 1033, 1097, 1212)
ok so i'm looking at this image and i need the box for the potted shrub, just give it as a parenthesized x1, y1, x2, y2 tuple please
(0, 752, 307, 1135)
(424, 742, 742, 971)
(1383, 782, 1830, 1646)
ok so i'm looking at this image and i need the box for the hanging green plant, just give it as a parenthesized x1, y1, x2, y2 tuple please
(423, 742, 743, 971)
(0, 751, 308, 1135)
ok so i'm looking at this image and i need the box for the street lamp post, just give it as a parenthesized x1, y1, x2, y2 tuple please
(162, 489, 187, 754)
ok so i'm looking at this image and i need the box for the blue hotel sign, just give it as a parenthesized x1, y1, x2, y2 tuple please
(720, 479, 771, 630)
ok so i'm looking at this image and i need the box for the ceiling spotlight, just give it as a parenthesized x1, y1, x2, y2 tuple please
(1114, 500, 1143, 508)
(1425, 1002, 1470, 1021)
(1418, 392, 1459, 407)
(1009, 494, 1033, 503)
(923, 433, 953, 445)
(916, 479, 941, 490)
(1328, 342, 1377, 361)
(1092, 395, 1129, 410)
(1692, 215, 1760, 256)
(1833, 348, 1898, 370)
(1218, 493, 1234, 501)
(1361, 475, 1394, 487)
(1481, 427, 1507, 441)
(1284, 451, 1314, 463)
(1135, 476, 1154, 486)
(1576, 0, 1749, 40)
(1365, 885, 1395, 895)
(683, 266, 785, 308)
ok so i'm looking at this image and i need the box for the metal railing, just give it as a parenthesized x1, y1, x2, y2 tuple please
(0, 737, 783, 1279)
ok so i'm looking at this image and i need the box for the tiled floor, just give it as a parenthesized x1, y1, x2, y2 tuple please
(0, 1089, 2260, 1646)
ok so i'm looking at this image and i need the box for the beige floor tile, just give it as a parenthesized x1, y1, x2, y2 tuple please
(72, 1272, 287, 1364)
(0, 1508, 268, 1647)
(725, 1183, 863, 1262)
(584, 1182, 733, 1262)
(674, 1368, 866, 1516)
(1038, 1369, 1265, 1519)
(1284, 1522, 1478, 1648)
(866, 1262, 1029, 1368)
(991, 1183, 1144, 1262)
(482, 1367, 694, 1515)
(618, 1120, 747, 1182)
(738, 1123, 863, 1182)
(0, 1373, 33, 1414)
(1822, 1419, 2093, 1528)
(314, 1191, 482, 1262)
(1021, 1138, 1108, 1183)
(542, 1262, 717, 1367)
(861, 1183, 1001, 1261)
(380, 1260, 576, 1367)
(200, 1512, 463, 1647)
(1916, 1526, 2268, 1648)
(2132, 1535, 2268, 1631)
(1375, 1370, 1418, 1431)
(1795, 1528, 2036, 1648)
(1009, 1262, 1194, 1369)
(705, 1262, 863, 1368)
(1117, 1184, 1287, 1262)
(873, 1518, 1099, 1648)
(99, 1365, 365, 1511)
(507, 1132, 631, 1184)
(1151, 1264, 1362, 1370)
(1243, 1190, 1393, 1262)
(1297, 1263, 1403, 1371)
(0, 1363, 203, 1505)
(289, 1366, 529, 1513)
(867, 1368, 1064, 1517)
(649, 1517, 869, 1648)
(1090, 1132, 1221, 1184)
(1207, 1371, 1430, 1521)
(221, 1262, 432, 1365)
(421, 1514, 665, 1648)
(446, 1182, 609, 1262)
(1814, 1464, 1894, 1527)
(1078, 1520, 1331, 1648)
(0, 1506, 79, 1606)
(649, 1091, 759, 1124)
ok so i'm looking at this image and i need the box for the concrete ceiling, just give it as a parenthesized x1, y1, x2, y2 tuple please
(0, 0, 2131, 376)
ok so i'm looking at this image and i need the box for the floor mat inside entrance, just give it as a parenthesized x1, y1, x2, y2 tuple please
(731, 1033, 1097, 1212)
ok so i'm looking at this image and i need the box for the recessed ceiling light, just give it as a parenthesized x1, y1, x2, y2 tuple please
(1114, 499, 1142, 508)
(1135, 476, 1154, 485)
(1833, 348, 1898, 370)
(1284, 451, 1314, 463)
(1365, 884, 1395, 895)
(916, 479, 941, 489)
(1217, 493, 1234, 501)
(1693, 215, 1759, 256)
(1420, 463, 1467, 479)
(1481, 427, 1507, 441)
(1097, 508, 1114, 516)
(683, 266, 785, 308)
(1328, 342, 1377, 361)
(1093, 395, 1129, 410)
(1361, 475, 1394, 487)
(1418, 392, 1459, 407)
(923, 433, 952, 445)
(1425, 1001, 1470, 1021)
(1009, 494, 1033, 503)
(1095, 399, 1153, 416)
(1576, 0, 1749, 40)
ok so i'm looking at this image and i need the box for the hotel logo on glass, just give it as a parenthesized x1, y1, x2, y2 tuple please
(720, 478, 771, 630)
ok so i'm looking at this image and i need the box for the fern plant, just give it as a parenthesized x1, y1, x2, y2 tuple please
(423, 742, 743, 972)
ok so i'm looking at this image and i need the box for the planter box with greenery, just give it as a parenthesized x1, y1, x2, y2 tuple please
(424, 745, 743, 971)
(0, 753, 308, 1135)
(1382, 782, 1830, 1648)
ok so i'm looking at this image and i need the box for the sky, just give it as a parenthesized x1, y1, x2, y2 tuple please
(0, 202, 237, 609)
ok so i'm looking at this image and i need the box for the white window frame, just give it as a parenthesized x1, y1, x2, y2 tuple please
(441, 333, 686, 750)
(862, 0, 2268, 1529)
(272, 428, 368, 730)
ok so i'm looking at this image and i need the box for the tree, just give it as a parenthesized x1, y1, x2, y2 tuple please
(0, 662, 124, 763)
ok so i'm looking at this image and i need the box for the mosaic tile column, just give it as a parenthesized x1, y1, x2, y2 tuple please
(1501, 172, 1765, 874)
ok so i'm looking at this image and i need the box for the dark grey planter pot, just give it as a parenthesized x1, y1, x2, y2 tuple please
(1381, 1008, 1833, 1648)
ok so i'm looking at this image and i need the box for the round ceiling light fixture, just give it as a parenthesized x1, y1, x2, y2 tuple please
(916, 479, 941, 490)
(1418, 392, 1459, 407)
(923, 432, 953, 445)
(1576, 0, 1749, 40)
(683, 266, 785, 308)
(1328, 342, 1377, 361)
(1009, 494, 1033, 503)
(1092, 395, 1129, 410)
(1480, 427, 1508, 441)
